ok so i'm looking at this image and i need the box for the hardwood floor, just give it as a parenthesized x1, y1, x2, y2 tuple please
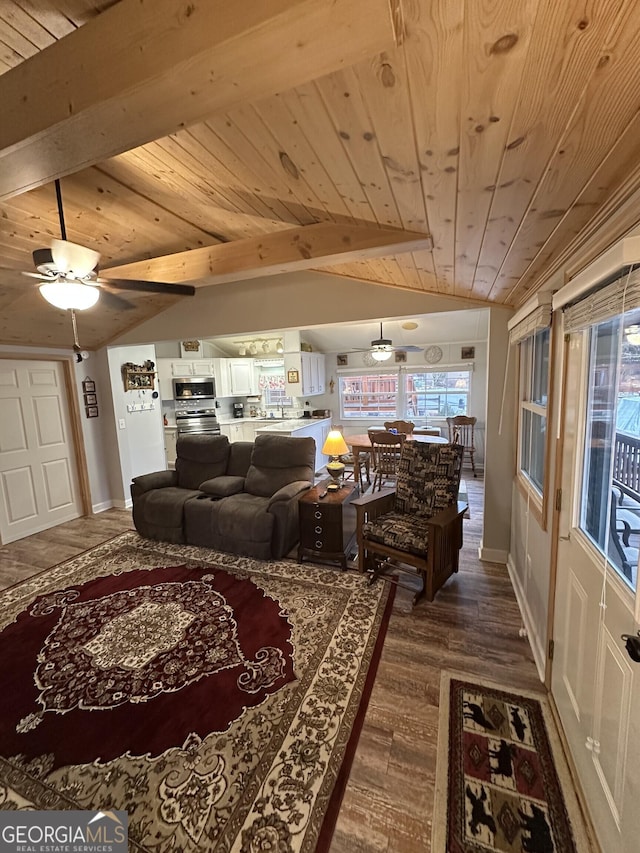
(0, 476, 541, 852)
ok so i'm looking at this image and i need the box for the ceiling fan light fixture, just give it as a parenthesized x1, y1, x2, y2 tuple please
(370, 347, 393, 362)
(39, 280, 100, 311)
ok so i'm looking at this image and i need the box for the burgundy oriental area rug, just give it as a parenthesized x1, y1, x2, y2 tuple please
(0, 531, 393, 852)
(433, 673, 590, 853)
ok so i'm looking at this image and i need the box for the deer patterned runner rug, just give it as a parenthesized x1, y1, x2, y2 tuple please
(0, 532, 393, 853)
(433, 673, 592, 853)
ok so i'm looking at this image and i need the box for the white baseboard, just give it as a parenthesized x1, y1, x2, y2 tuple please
(112, 498, 133, 510)
(91, 500, 114, 514)
(477, 544, 508, 564)
(507, 554, 546, 682)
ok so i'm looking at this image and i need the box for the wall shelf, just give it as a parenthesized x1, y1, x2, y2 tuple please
(122, 368, 156, 391)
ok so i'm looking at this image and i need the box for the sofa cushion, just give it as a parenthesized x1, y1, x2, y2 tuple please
(227, 441, 253, 477)
(363, 511, 428, 557)
(245, 435, 315, 498)
(141, 486, 202, 529)
(176, 434, 230, 490)
(216, 493, 273, 543)
(199, 475, 246, 497)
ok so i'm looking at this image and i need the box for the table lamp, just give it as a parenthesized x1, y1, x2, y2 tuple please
(322, 430, 350, 491)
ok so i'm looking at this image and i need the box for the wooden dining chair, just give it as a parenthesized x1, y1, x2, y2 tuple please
(384, 420, 415, 434)
(332, 424, 370, 487)
(446, 416, 477, 477)
(368, 430, 406, 491)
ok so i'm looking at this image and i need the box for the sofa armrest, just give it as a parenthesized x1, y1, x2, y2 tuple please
(132, 470, 177, 493)
(268, 481, 312, 508)
(200, 476, 246, 497)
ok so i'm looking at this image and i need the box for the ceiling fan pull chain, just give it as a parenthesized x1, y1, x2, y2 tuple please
(54, 179, 67, 241)
(70, 309, 80, 351)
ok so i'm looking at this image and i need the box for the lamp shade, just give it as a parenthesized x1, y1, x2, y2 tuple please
(322, 430, 349, 457)
(39, 280, 100, 311)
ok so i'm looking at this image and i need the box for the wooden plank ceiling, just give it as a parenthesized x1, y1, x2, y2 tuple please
(1, 0, 640, 349)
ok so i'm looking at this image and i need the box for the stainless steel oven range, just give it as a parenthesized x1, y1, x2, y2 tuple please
(175, 398, 220, 435)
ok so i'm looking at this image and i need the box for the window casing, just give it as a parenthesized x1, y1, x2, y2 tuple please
(518, 328, 550, 497)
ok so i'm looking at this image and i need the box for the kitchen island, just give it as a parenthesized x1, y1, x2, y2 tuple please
(256, 418, 332, 474)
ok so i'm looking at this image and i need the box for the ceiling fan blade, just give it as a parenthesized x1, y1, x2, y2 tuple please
(21, 270, 54, 281)
(99, 289, 135, 311)
(51, 238, 100, 277)
(98, 277, 196, 296)
(394, 345, 422, 352)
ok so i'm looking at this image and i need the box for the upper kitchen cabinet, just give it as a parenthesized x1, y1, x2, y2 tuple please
(301, 352, 325, 396)
(213, 359, 259, 398)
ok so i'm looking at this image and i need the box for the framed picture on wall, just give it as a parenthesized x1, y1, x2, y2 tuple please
(84, 393, 97, 406)
(461, 346, 475, 360)
(394, 351, 407, 363)
(287, 368, 299, 384)
(85, 406, 99, 418)
(82, 378, 96, 394)
(337, 354, 348, 366)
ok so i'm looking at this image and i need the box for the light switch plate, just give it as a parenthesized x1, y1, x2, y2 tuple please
(118, 418, 126, 429)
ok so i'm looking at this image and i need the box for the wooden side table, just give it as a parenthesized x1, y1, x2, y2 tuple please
(298, 482, 357, 569)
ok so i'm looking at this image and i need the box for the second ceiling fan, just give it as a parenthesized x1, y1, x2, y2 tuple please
(349, 322, 423, 362)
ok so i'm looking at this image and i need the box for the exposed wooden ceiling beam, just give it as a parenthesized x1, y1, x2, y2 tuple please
(101, 223, 433, 286)
(0, 0, 397, 200)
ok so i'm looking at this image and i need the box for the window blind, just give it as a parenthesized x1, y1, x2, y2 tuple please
(508, 292, 552, 345)
(563, 265, 640, 333)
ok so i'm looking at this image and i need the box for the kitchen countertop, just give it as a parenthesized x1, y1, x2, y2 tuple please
(255, 417, 331, 434)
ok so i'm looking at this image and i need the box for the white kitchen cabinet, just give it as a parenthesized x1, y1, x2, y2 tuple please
(300, 352, 325, 396)
(213, 359, 232, 398)
(219, 421, 247, 443)
(213, 359, 257, 397)
(156, 359, 175, 401)
(228, 359, 258, 395)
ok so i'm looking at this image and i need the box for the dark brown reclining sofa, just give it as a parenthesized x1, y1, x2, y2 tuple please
(131, 433, 314, 559)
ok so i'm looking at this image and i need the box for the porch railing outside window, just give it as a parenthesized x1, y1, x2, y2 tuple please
(339, 374, 398, 419)
(580, 313, 640, 591)
(403, 370, 470, 418)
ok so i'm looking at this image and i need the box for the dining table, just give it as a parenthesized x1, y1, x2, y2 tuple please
(345, 432, 448, 489)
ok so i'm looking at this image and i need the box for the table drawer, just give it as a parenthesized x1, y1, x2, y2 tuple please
(299, 517, 343, 552)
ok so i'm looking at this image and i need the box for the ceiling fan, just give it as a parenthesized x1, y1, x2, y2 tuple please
(349, 322, 423, 362)
(1, 179, 196, 313)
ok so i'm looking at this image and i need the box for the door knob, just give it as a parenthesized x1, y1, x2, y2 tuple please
(621, 631, 640, 662)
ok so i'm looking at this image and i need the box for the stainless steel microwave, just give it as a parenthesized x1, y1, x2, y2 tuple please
(173, 376, 216, 399)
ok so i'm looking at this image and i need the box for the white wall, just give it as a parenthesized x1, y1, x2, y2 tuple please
(106, 345, 166, 507)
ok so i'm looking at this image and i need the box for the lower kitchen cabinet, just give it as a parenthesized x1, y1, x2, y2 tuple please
(298, 482, 357, 569)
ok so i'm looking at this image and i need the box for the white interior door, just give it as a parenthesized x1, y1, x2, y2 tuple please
(0, 359, 82, 544)
(553, 323, 640, 853)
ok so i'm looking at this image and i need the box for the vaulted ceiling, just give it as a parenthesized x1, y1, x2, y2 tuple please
(1, 0, 640, 349)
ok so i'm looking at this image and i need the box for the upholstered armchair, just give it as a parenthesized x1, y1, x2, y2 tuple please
(353, 441, 466, 603)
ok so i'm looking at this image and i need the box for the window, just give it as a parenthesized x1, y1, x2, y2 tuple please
(518, 327, 550, 495)
(340, 373, 398, 419)
(259, 370, 292, 407)
(403, 369, 471, 418)
(579, 309, 640, 591)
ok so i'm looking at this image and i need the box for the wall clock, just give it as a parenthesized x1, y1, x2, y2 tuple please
(424, 345, 443, 364)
